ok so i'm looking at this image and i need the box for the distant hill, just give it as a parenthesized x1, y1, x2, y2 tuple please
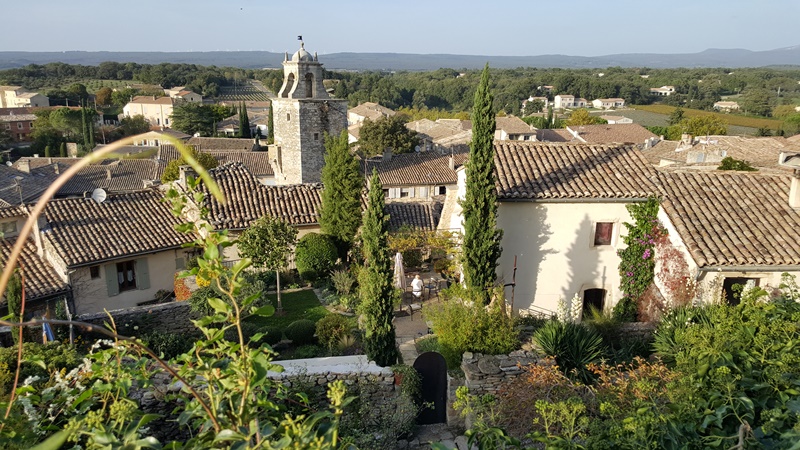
(1, 46, 799, 71)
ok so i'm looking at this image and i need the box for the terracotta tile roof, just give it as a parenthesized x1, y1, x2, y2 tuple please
(0, 165, 56, 205)
(566, 123, 657, 145)
(28, 160, 163, 196)
(641, 136, 793, 172)
(197, 162, 321, 229)
(42, 190, 192, 268)
(364, 150, 469, 187)
(128, 95, 173, 105)
(0, 205, 25, 219)
(495, 116, 535, 135)
(0, 238, 70, 304)
(187, 137, 258, 152)
(157, 145, 273, 177)
(14, 156, 88, 171)
(0, 114, 36, 122)
(657, 171, 800, 268)
(537, 129, 572, 142)
(493, 142, 659, 200)
(787, 134, 800, 143)
(386, 201, 443, 231)
(348, 102, 396, 121)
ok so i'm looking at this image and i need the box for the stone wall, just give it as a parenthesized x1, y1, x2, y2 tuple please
(461, 350, 548, 396)
(77, 301, 198, 337)
(618, 322, 657, 340)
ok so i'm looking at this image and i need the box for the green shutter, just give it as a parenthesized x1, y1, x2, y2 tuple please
(105, 264, 119, 297)
(136, 258, 150, 290)
(175, 257, 185, 270)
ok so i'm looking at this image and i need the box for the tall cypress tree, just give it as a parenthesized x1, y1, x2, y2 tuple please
(44, 145, 51, 157)
(59, 142, 66, 157)
(461, 64, 503, 305)
(266, 102, 274, 144)
(320, 130, 363, 247)
(88, 111, 95, 150)
(80, 103, 89, 151)
(359, 170, 399, 367)
(239, 102, 251, 138)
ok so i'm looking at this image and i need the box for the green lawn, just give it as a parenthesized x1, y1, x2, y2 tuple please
(632, 104, 783, 130)
(247, 289, 329, 329)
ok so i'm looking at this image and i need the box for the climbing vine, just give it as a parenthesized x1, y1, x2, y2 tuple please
(614, 197, 665, 321)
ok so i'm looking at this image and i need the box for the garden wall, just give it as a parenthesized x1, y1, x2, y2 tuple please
(461, 350, 549, 396)
(617, 322, 657, 340)
(77, 301, 199, 337)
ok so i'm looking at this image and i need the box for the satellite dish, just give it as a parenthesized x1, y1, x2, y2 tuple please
(5, 161, 11, 166)
(91, 188, 107, 204)
(414, 145, 421, 153)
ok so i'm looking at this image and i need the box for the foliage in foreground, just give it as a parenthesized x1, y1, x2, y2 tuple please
(456, 277, 800, 449)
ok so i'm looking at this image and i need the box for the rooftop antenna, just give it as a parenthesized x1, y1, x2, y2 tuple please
(91, 187, 107, 204)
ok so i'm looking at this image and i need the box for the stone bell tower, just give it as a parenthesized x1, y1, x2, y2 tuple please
(270, 39, 348, 185)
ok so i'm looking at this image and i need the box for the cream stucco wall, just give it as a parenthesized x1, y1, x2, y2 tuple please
(70, 249, 190, 315)
(123, 101, 174, 127)
(496, 201, 634, 316)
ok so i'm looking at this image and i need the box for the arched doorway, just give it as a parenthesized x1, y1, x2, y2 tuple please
(582, 288, 606, 320)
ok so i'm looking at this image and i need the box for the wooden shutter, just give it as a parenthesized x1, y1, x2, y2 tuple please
(135, 258, 150, 290)
(175, 256, 186, 270)
(105, 264, 119, 297)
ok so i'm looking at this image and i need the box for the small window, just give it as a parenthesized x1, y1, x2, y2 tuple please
(438, 186, 447, 195)
(400, 187, 412, 198)
(90, 266, 100, 279)
(286, 113, 291, 121)
(1, 221, 17, 234)
(383, 188, 389, 198)
(117, 260, 137, 292)
(17, 123, 23, 129)
(165, 118, 169, 125)
(29, 122, 34, 129)
(314, 133, 319, 140)
(594, 222, 614, 246)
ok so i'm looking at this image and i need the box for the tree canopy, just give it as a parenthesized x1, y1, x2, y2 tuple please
(357, 115, 420, 156)
(161, 149, 218, 182)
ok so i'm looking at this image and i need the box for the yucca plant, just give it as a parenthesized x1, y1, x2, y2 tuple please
(533, 320, 605, 383)
(652, 305, 711, 364)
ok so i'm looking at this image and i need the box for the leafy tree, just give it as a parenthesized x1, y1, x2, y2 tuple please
(67, 83, 90, 103)
(718, 156, 757, 171)
(161, 149, 218, 182)
(238, 102, 251, 138)
(741, 88, 772, 116)
(523, 99, 545, 116)
(772, 104, 797, 119)
(0, 127, 12, 149)
(461, 64, 503, 305)
(171, 102, 216, 136)
(118, 115, 151, 137)
(111, 88, 138, 106)
(667, 107, 684, 125)
(565, 108, 605, 126)
(357, 115, 420, 156)
(320, 130, 363, 249)
(680, 115, 727, 136)
(6, 271, 22, 343)
(359, 170, 400, 367)
(237, 215, 297, 313)
(95, 87, 113, 106)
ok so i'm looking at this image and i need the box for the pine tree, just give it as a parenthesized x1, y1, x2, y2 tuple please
(266, 103, 274, 145)
(44, 145, 51, 157)
(320, 130, 363, 248)
(59, 142, 66, 157)
(238, 102, 251, 138)
(461, 64, 503, 305)
(359, 170, 399, 367)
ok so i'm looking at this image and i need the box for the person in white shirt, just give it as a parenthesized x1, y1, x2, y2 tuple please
(411, 275, 424, 299)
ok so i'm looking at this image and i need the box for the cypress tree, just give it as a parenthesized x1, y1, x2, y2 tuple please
(359, 170, 399, 367)
(88, 112, 95, 150)
(461, 64, 503, 305)
(266, 102, 274, 144)
(6, 270, 22, 343)
(44, 145, 51, 157)
(80, 104, 89, 151)
(239, 102, 251, 138)
(59, 142, 66, 157)
(320, 130, 363, 248)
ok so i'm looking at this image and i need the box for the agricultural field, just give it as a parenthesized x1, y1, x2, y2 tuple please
(632, 104, 782, 131)
(214, 82, 271, 102)
(37, 79, 133, 93)
(592, 107, 760, 136)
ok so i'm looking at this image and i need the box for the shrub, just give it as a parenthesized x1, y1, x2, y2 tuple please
(315, 314, 351, 351)
(223, 322, 263, 346)
(718, 156, 757, 171)
(401, 248, 422, 269)
(262, 325, 284, 346)
(652, 305, 711, 364)
(141, 331, 194, 360)
(0, 342, 82, 393)
(293, 345, 323, 359)
(611, 297, 638, 322)
(295, 233, 338, 281)
(285, 319, 317, 345)
(330, 269, 356, 295)
(415, 335, 441, 354)
(426, 291, 519, 369)
(533, 320, 605, 382)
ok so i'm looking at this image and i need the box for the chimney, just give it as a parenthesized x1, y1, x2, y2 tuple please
(383, 148, 393, 161)
(106, 169, 112, 181)
(790, 171, 800, 209)
(17, 159, 30, 173)
(179, 165, 196, 187)
(53, 164, 59, 175)
(448, 155, 455, 170)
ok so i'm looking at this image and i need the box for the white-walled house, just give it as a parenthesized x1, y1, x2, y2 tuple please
(365, 149, 469, 201)
(554, 95, 588, 109)
(122, 96, 175, 128)
(39, 190, 195, 315)
(591, 98, 626, 109)
(445, 141, 659, 316)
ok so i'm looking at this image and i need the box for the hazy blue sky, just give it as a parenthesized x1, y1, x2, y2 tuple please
(4, 0, 797, 56)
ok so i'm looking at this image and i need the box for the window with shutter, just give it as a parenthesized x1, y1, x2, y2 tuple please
(105, 264, 119, 297)
(135, 258, 150, 290)
(593, 222, 614, 246)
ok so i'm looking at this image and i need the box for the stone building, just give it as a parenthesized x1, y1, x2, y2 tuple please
(270, 40, 347, 185)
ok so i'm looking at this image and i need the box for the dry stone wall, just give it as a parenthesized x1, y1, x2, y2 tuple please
(77, 301, 199, 338)
(461, 350, 550, 396)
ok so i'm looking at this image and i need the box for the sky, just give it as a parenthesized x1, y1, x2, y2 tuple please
(3, 0, 798, 56)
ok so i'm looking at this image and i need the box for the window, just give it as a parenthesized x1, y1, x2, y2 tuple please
(165, 118, 169, 126)
(1, 221, 17, 234)
(400, 187, 413, 198)
(117, 260, 137, 291)
(313, 133, 319, 140)
(29, 122, 33, 129)
(722, 277, 759, 306)
(286, 113, 291, 121)
(437, 186, 447, 195)
(593, 222, 614, 246)
(90, 266, 100, 279)
(17, 123, 23, 129)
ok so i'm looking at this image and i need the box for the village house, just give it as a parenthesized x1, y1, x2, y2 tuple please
(122, 96, 175, 128)
(650, 85, 676, 96)
(0, 86, 49, 108)
(164, 86, 203, 103)
(405, 118, 471, 152)
(129, 129, 191, 147)
(713, 101, 740, 112)
(553, 94, 588, 109)
(216, 111, 269, 137)
(186, 136, 260, 152)
(599, 115, 633, 124)
(0, 112, 37, 143)
(591, 98, 626, 109)
(494, 116, 537, 141)
(365, 149, 468, 201)
(561, 123, 658, 147)
(158, 144, 275, 185)
(640, 135, 800, 171)
(347, 102, 396, 125)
